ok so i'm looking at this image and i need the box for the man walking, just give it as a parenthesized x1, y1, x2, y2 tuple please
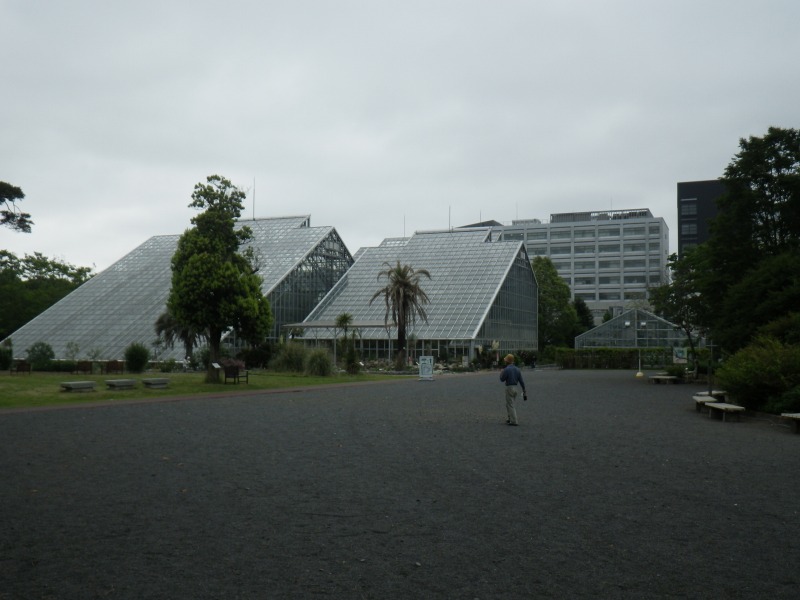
(500, 353, 527, 426)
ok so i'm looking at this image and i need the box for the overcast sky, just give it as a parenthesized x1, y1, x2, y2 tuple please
(3, 0, 799, 272)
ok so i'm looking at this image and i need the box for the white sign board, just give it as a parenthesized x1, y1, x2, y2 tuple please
(419, 356, 434, 380)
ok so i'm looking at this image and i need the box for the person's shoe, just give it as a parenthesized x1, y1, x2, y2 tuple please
(506, 419, 510, 424)
(507, 422, 518, 426)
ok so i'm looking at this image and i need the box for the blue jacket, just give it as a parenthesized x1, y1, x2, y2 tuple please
(500, 364, 526, 391)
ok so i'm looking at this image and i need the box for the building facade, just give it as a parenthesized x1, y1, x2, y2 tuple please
(470, 209, 669, 323)
(677, 179, 726, 256)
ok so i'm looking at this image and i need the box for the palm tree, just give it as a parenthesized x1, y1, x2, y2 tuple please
(154, 310, 206, 360)
(370, 261, 431, 367)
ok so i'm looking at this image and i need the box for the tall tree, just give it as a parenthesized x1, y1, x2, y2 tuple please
(370, 261, 431, 367)
(531, 256, 577, 351)
(701, 127, 800, 352)
(167, 175, 273, 382)
(0, 181, 33, 233)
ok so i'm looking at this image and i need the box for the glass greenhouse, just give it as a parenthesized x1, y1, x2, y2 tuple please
(574, 308, 685, 349)
(4, 216, 353, 361)
(294, 228, 538, 362)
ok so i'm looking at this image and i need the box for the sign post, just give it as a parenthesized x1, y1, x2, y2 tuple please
(419, 356, 434, 381)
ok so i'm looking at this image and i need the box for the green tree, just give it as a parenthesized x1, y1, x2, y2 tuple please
(1, 181, 33, 233)
(167, 175, 273, 382)
(370, 261, 431, 368)
(649, 250, 708, 366)
(701, 127, 800, 353)
(572, 297, 595, 335)
(531, 256, 578, 351)
(0, 250, 93, 340)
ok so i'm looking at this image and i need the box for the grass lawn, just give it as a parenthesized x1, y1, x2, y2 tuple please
(0, 370, 405, 410)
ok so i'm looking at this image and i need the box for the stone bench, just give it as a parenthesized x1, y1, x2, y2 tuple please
(649, 375, 679, 384)
(781, 413, 800, 433)
(142, 378, 170, 389)
(693, 394, 720, 413)
(706, 402, 745, 422)
(105, 379, 137, 390)
(60, 381, 96, 393)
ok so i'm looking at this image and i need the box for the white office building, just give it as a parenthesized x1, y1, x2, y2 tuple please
(473, 209, 669, 323)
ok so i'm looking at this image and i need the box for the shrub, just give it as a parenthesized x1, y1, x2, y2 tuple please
(271, 343, 307, 373)
(305, 349, 333, 376)
(716, 337, 800, 413)
(124, 342, 151, 373)
(160, 358, 179, 373)
(0, 345, 11, 370)
(344, 333, 360, 375)
(26, 341, 55, 371)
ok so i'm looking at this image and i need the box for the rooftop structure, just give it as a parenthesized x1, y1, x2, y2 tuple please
(4, 216, 353, 361)
(295, 228, 538, 362)
(677, 180, 726, 256)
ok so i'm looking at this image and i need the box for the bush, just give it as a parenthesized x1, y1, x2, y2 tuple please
(160, 358, 179, 373)
(271, 343, 307, 373)
(0, 345, 11, 370)
(124, 342, 151, 373)
(305, 349, 333, 376)
(26, 341, 55, 371)
(716, 337, 800, 413)
(344, 333, 360, 375)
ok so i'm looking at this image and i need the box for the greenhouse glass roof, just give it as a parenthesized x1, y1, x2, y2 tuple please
(4, 215, 351, 361)
(299, 228, 536, 346)
(574, 308, 685, 349)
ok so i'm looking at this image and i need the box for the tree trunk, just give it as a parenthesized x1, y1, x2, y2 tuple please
(206, 327, 222, 383)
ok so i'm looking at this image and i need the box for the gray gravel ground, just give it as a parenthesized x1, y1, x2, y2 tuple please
(1, 369, 799, 599)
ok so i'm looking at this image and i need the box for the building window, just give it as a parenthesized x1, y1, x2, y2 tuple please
(598, 260, 620, 269)
(625, 291, 646, 300)
(574, 245, 595, 254)
(599, 292, 621, 300)
(527, 231, 548, 240)
(575, 292, 596, 300)
(681, 223, 698, 235)
(599, 244, 619, 253)
(624, 226, 646, 237)
(574, 276, 595, 285)
(623, 243, 646, 253)
(550, 230, 572, 239)
(528, 246, 548, 256)
(574, 261, 595, 269)
(624, 259, 646, 268)
(598, 227, 619, 237)
(503, 232, 524, 240)
(681, 201, 698, 216)
(649, 225, 661, 235)
(599, 276, 620, 285)
(553, 262, 571, 271)
(550, 246, 571, 255)
(624, 275, 647, 284)
(574, 229, 595, 239)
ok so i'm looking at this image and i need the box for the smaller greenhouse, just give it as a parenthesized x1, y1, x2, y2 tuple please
(575, 308, 686, 350)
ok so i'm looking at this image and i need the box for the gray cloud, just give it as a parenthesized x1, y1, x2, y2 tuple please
(3, 0, 799, 271)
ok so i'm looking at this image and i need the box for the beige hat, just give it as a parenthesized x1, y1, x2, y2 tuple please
(504, 354, 515, 364)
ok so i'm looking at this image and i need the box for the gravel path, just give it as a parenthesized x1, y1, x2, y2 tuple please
(1, 369, 798, 599)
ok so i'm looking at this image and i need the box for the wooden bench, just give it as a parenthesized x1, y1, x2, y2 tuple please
(649, 375, 679, 384)
(223, 366, 248, 384)
(104, 360, 124, 375)
(706, 402, 745, 422)
(10, 360, 32, 375)
(75, 360, 93, 375)
(60, 381, 96, 393)
(142, 378, 170, 389)
(105, 379, 137, 390)
(781, 413, 800, 433)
